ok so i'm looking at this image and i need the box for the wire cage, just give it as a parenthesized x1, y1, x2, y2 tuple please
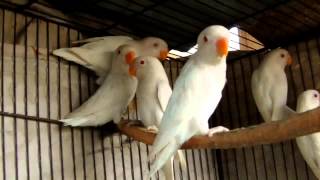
(0, 0, 320, 180)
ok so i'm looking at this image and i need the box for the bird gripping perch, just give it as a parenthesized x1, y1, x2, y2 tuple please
(118, 107, 320, 149)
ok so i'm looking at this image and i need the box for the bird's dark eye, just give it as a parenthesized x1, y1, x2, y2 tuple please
(140, 60, 145, 64)
(203, 36, 208, 42)
(280, 53, 285, 58)
(118, 50, 121, 54)
(314, 94, 318, 98)
(153, 43, 159, 48)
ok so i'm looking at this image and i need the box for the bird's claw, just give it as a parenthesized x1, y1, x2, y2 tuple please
(208, 126, 229, 137)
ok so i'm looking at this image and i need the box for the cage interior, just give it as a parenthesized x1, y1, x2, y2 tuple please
(0, 0, 320, 180)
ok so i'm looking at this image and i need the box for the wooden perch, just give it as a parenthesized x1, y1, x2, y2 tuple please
(118, 107, 320, 149)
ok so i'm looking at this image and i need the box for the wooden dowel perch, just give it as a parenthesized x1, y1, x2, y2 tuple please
(118, 107, 320, 149)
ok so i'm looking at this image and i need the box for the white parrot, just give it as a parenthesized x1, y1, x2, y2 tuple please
(251, 48, 295, 121)
(60, 44, 138, 126)
(147, 25, 230, 178)
(134, 56, 186, 180)
(295, 89, 320, 179)
(52, 36, 169, 84)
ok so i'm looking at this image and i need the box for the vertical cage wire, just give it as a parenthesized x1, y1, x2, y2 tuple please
(210, 35, 320, 179)
(0, 7, 218, 180)
(1, 1, 320, 180)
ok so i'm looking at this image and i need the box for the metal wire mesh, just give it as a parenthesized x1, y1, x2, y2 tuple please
(0, 7, 219, 180)
(0, 0, 320, 180)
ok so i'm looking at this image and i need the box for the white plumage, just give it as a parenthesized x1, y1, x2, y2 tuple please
(148, 25, 230, 178)
(60, 44, 138, 126)
(134, 56, 186, 180)
(251, 48, 294, 121)
(296, 89, 320, 179)
(52, 36, 168, 84)
(135, 56, 172, 129)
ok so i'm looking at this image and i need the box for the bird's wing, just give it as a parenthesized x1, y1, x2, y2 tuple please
(151, 60, 200, 155)
(297, 134, 320, 178)
(64, 74, 136, 120)
(270, 73, 288, 121)
(157, 80, 172, 112)
(53, 36, 133, 76)
(251, 69, 272, 121)
(149, 59, 226, 178)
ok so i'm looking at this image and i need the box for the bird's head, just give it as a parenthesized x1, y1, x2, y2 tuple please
(113, 45, 137, 77)
(133, 56, 163, 79)
(297, 89, 320, 113)
(266, 48, 292, 67)
(197, 25, 230, 58)
(141, 37, 169, 61)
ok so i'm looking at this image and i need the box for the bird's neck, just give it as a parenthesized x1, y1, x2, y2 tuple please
(262, 60, 286, 70)
(193, 51, 226, 66)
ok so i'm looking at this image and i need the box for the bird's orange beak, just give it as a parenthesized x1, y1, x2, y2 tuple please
(128, 62, 137, 77)
(159, 49, 169, 61)
(216, 38, 229, 57)
(126, 51, 136, 65)
(287, 55, 293, 65)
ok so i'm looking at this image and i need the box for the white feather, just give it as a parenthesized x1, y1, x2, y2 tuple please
(251, 48, 292, 121)
(52, 36, 168, 84)
(296, 89, 320, 179)
(135, 56, 186, 179)
(148, 25, 230, 178)
(60, 45, 138, 126)
(53, 36, 133, 77)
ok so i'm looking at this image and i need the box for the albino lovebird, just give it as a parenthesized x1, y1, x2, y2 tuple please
(135, 56, 172, 130)
(60, 44, 138, 126)
(52, 36, 169, 84)
(148, 25, 230, 178)
(295, 89, 320, 179)
(251, 48, 294, 121)
(134, 56, 186, 180)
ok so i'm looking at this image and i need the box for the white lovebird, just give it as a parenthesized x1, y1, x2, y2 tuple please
(134, 56, 186, 180)
(60, 44, 138, 126)
(147, 25, 230, 178)
(296, 89, 320, 179)
(251, 48, 294, 121)
(52, 36, 169, 84)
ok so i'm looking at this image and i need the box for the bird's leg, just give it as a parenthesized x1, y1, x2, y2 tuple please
(207, 126, 229, 137)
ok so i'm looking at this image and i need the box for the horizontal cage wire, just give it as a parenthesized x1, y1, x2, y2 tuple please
(0, 0, 319, 180)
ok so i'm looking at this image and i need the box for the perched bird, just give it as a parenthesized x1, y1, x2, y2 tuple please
(251, 48, 294, 121)
(148, 25, 230, 178)
(134, 56, 186, 180)
(60, 44, 138, 126)
(295, 89, 320, 179)
(52, 36, 169, 84)
(135, 56, 172, 130)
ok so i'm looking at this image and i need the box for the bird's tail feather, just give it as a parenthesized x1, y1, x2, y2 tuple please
(176, 150, 187, 173)
(161, 158, 174, 180)
(148, 140, 180, 179)
(71, 37, 105, 44)
(60, 117, 91, 127)
(60, 113, 105, 127)
(52, 48, 88, 66)
(282, 105, 297, 120)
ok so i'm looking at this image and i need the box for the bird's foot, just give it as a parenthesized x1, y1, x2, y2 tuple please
(146, 126, 158, 132)
(207, 126, 229, 137)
